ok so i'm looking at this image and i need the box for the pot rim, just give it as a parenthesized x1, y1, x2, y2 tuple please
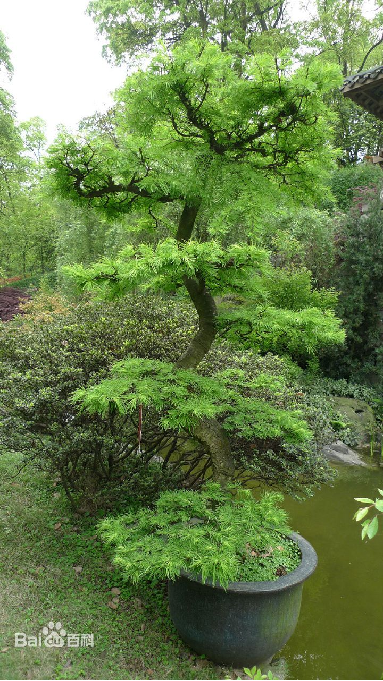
(178, 532, 318, 593)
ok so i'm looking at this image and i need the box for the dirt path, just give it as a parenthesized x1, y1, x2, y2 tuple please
(0, 287, 30, 321)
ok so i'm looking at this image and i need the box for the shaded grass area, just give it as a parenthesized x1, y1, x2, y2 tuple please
(0, 451, 228, 680)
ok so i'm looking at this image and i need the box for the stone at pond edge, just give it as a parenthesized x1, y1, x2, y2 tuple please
(329, 397, 375, 448)
(322, 439, 367, 466)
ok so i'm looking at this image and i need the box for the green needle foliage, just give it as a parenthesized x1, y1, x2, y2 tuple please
(64, 239, 270, 297)
(99, 482, 300, 588)
(220, 304, 344, 361)
(73, 357, 311, 443)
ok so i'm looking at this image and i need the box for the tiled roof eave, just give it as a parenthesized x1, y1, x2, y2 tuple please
(341, 65, 383, 93)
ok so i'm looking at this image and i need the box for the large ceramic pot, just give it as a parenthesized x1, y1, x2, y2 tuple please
(168, 532, 317, 667)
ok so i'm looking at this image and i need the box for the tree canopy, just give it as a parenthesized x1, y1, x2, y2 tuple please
(87, 0, 295, 63)
(48, 41, 341, 218)
(86, 0, 383, 161)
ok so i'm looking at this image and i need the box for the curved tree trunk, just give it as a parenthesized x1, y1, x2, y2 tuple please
(193, 417, 235, 485)
(176, 273, 218, 369)
(175, 202, 235, 485)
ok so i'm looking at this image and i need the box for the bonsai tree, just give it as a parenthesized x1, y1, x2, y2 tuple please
(47, 16, 344, 488)
(99, 482, 301, 587)
(97, 481, 317, 668)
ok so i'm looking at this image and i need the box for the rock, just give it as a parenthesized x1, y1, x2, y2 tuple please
(111, 587, 121, 596)
(329, 397, 375, 448)
(322, 440, 367, 466)
(149, 454, 164, 464)
(263, 657, 288, 680)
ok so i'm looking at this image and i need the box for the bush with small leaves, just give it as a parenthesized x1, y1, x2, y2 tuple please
(0, 292, 195, 510)
(323, 189, 383, 384)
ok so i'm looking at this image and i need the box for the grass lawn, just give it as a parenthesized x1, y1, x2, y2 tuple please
(0, 451, 231, 680)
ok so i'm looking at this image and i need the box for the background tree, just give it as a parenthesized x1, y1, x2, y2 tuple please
(19, 116, 47, 167)
(321, 183, 383, 383)
(301, 0, 383, 162)
(0, 186, 57, 277)
(0, 30, 24, 214)
(87, 0, 298, 64)
(0, 29, 13, 76)
(0, 114, 58, 280)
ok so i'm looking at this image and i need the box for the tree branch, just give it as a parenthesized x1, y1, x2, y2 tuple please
(62, 155, 177, 204)
(359, 34, 383, 72)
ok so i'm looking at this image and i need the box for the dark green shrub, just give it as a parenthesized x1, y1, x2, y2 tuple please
(0, 293, 196, 510)
(262, 208, 336, 288)
(322, 189, 383, 383)
(0, 292, 334, 508)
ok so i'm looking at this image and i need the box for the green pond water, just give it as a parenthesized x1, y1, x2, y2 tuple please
(279, 462, 383, 680)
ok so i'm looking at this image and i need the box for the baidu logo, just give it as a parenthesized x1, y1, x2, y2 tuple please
(14, 620, 94, 648)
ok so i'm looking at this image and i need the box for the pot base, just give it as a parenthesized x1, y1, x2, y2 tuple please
(168, 532, 317, 667)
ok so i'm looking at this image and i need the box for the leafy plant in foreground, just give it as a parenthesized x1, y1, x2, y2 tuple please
(354, 490, 383, 539)
(243, 667, 277, 681)
(227, 665, 277, 680)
